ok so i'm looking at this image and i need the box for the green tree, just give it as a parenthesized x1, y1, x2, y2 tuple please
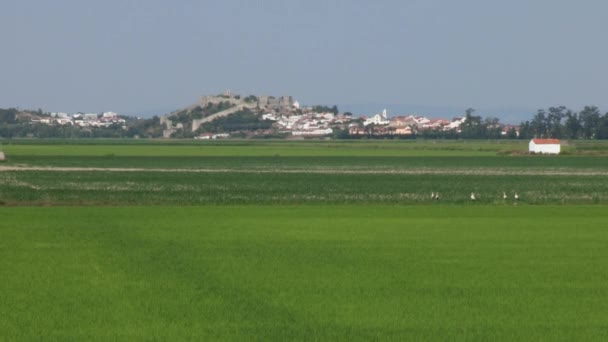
(244, 95, 258, 103)
(596, 113, 608, 139)
(484, 117, 502, 139)
(0, 108, 18, 124)
(198, 109, 271, 133)
(546, 106, 567, 138)
(564, 111, 581, 139)
(506, 127, 518, 139)
(579, 106, 601, 139)
(530, 110, 548, 138)
(460, 108, 486, 139)
(312, 105, 339, 114)
(331, 105, 339, 115)
(518, 121, 532, 139)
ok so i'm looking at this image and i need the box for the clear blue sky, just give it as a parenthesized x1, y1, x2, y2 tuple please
(1, 0, 606, 120)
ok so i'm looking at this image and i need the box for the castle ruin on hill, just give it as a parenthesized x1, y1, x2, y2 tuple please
(162, 92, 298, 137)
(199, 92, 295, 111)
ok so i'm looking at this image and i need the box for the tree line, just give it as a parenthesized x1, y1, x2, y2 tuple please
(518, 106, 608, 139)
(433, 106, 608, 140)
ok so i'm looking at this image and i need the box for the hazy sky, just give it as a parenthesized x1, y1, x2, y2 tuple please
(1, 0, 606, 118)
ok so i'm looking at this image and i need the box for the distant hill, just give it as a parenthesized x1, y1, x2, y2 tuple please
(0, 108, 46, 124)
(160, 93, 298, 138)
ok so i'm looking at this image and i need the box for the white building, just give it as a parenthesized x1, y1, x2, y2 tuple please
(102, 112, 118, 118)
(83, 113, 98, 121)
(51, 112, 70, 119)
(444, 117, 467, 131)
(292, 128, 333, 136)
(529, 139, 561, 154)
(262, 113, 278, 121)
(195, 133, 230, 140)
(364, 109, 390, 126)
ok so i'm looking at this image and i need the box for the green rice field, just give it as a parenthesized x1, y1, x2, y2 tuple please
(2, 206, 608, 340)
(1, 140, 608, 340)
(1, 170, 608, 205)
(1, 140, 608, 205)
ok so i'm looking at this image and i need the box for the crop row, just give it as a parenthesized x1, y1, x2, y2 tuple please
(5, 155, 608, 170)
(1, 170, 607, 205)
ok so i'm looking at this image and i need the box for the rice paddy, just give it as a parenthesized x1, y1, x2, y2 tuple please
(1, 140, 608, 340)
(2, 206, 608, 340)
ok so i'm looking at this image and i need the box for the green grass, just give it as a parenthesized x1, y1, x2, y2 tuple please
(0, 143, 500, 157)
(3, 139, 608, 158)
(1, 140, 607, 208)
(2, 205, 608, 340)
(1, 139, 605, 171)
(0, 139, 532, 157)
(5, 155, 608, 171)
(1, 170, 607, 205)
(2, 140, 608, 339)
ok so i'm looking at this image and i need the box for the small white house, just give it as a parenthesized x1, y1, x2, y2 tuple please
(529, 139, 561, 154)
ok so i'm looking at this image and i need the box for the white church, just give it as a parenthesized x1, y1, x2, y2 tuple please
(364, 109, 390, 126)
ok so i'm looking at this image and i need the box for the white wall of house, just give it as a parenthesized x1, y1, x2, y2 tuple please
(529, 140, 561, 154)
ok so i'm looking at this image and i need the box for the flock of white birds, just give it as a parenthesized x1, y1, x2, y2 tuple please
(429, 192, 519, 201)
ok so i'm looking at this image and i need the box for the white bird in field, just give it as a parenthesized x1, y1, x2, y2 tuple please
(435, 193, 440, 201)
(431, 192, 436, 200)
(503, 192, 508, 200)
(514, 193, 519, 201)
(470, 192, 476, 201)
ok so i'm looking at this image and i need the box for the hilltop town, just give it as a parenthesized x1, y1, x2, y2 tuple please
(15, 93, 603, 140)
(159, 91, 351, 139)
(157, 91, 491, 139)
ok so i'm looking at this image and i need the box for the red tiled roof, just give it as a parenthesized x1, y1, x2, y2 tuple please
(532, 139, 560, 145)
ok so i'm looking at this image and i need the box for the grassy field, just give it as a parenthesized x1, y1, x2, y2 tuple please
(5, 154, 608, 170)
(1, 139, 608, 206)
(1, 170, 607, 205)
(2, 206, 608, 340)
(2, 140, 608, 340)
(1, 141, 511, 157)
(1, 139, 607, 170)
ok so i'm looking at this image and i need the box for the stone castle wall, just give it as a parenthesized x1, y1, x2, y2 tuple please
(162, 93, 297, 137)
(201, 95, 294, 109)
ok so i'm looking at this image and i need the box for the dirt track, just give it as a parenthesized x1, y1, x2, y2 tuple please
(1, 165, 608, 176)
